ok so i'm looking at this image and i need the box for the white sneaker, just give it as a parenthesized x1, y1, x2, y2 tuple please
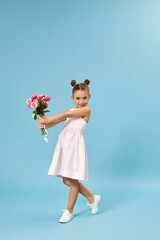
(59, 209, 73, 223)
(87, 195, 101, 214)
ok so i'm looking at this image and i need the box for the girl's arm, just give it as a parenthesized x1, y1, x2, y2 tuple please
(45, 119, 65, 129)
(47, 107, 90, 124)
(38, 109, 70, 128)
(38, 120, 64, 130)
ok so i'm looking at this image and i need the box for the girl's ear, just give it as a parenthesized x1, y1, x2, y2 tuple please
(71, 96, 74, 100)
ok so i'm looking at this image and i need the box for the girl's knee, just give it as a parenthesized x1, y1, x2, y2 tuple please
(70, 178, 79, 185)
(62, 177, 70, 186)
(62, 177, 79, 187)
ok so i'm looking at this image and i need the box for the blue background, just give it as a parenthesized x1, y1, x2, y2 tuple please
(0, 0, 160, 239)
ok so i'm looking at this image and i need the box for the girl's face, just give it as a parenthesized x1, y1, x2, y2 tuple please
(71, 89, 91, 108)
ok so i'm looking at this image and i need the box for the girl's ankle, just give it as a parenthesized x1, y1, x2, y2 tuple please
(67, 208, 73, 214)
(89, 195, 94, 204)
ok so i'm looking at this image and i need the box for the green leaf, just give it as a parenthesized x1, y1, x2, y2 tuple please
(41, 128, 45, 135)
(39, 114, 44, 117)
(34, 114, 37, 120)
(33, 110, 38, 114)
(43, 110, 50, 113)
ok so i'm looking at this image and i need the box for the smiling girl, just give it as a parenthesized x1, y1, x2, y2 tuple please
(38, 79, 101, 223)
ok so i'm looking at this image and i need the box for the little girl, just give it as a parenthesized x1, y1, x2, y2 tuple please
(38, 79, 101, 223)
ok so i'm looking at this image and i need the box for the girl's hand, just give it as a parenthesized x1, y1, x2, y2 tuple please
(38, 122, 45, 129)
(38, 115, 48, 124)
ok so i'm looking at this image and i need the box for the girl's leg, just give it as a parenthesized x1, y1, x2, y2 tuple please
(63, 177, 94, 205)
(78, 182, 94, 204)
(66, 179, 80, 213)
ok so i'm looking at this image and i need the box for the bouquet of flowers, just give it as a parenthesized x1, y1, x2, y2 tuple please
(26, 94, 51, 142)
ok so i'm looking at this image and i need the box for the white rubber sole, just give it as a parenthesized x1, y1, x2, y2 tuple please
(59, 215, 73, 223)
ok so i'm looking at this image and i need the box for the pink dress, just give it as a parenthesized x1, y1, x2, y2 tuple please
(48, 108, 88, 181)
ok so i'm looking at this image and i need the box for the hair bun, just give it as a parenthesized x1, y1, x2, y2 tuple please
(71, 80, 76, 87)
(84, 79, 90, 85)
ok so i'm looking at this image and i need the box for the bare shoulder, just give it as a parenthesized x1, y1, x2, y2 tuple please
(85, 107, 91, 120)
(75, 106, 90, 115)
(81, 106, 91, 115)
(82, 107, 91, 123)
(85, 106, 91, 113)
(66, 106, 91, 119)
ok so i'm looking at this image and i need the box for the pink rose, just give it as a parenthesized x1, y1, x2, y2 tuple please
(46, 96, 51, 101)
(37, 95, 42, 100)
(31, 94, 37, 100)
(40, 94, 45, 98)
(34, 99, 39, 104)
(27, 98, 32, 105)
(41, 97, 46, 101)
(27, 104, 31, 108)
(44, 102, 48, 108)
(30, 102, 38, 109)
(37, 94, 45, 100)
